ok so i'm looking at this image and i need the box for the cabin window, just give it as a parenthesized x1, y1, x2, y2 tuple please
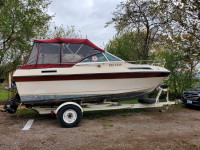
(25, 41, 104, 66)
(62, 43, 100, 63)
(38, 43, 60, 64)
(81, 53, 108, 62)
(26, 44, 38, 65)
(104, 52, 121, 61)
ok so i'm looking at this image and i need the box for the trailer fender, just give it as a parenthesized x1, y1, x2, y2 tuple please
(55, 102, 83, 114)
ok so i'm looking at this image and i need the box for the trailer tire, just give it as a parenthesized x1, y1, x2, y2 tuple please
(57, 104, 82, 128)
(138, 98, 156, 104)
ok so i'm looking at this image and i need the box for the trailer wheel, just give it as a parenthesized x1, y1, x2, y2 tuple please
(57, 105, 82, 128)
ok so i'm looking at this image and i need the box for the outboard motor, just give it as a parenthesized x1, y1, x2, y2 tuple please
(2, 103, 18, 114)
(1, 93, 20, 114)
(1, 74, 19, 114)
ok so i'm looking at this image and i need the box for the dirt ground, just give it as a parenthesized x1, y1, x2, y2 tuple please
(0, 105, 200, 150)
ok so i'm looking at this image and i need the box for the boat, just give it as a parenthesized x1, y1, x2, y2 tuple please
(12, 38, 170, 106)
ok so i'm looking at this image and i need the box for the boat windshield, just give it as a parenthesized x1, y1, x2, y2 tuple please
(104, 52, 122, 61)
(80, 52, 122, 63)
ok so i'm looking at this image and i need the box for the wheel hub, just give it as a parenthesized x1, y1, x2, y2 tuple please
(63, 109, 77, 124)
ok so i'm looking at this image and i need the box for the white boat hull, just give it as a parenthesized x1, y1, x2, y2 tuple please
(13, 62, 170, 105)
(16, 77, 165, 103)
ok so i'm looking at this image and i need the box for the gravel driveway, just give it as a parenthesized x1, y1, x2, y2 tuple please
(0, 105, 200, 150)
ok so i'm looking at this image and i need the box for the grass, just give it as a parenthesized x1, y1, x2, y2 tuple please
(0, 86, 9, 101)
(11, 108, 56, 121)
(103, 125, 107, 129)
(192, 144, 197, 148)
(119, 99, 139, 104)
(102, 124, 114, 129)
(11, 108, 39, 119)
(167, 103, 186, 109)
(180, 139, 198, 148)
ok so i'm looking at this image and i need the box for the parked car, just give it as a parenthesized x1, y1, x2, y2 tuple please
(182, 85, 200, 106)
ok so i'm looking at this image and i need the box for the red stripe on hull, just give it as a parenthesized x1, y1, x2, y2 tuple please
(13, 72, 169, 82)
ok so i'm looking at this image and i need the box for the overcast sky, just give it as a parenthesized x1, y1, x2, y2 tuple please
(48, 0, 123, 49)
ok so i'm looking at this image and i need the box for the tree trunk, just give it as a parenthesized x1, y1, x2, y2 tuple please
(0, 55, 3, 79)
(189, 63, 193, 87)
(143, 22, 150, 60)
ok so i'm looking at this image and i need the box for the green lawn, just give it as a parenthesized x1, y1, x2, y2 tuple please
(0, 87, 9, 101)
(119, 99, 139, 104)
(119, 98, 170, 104)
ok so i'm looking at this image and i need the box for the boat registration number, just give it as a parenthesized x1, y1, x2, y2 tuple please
(109, 64, 122, 67)
(187, 100, 192, 104)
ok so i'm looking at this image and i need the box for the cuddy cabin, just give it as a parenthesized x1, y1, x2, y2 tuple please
(13, 38, 170, 106)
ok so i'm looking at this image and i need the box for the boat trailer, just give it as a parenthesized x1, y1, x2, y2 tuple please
(1, 84, 175, 128)
(26, 85, 175, 127)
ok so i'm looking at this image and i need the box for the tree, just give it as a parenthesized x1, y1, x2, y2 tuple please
(160, 0, 200, 86)
(44, 24, 82, 39)
(107, 0, 199, 91)
(159, 0, 200, 41)
(152, 38, 191, 98)
(0, 0, 52, 78)
(106, 0, 200, 57)
(106, 0, 168, 59)
(106, 31, 146, 61)
(177, 34, 199, 86)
